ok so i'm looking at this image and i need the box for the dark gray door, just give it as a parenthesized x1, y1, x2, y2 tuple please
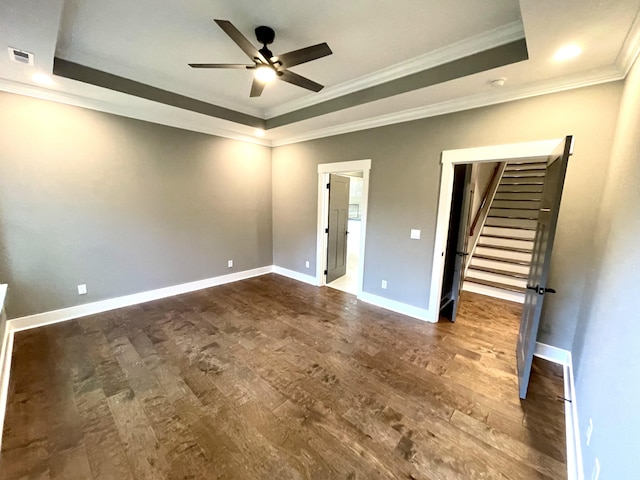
(517, 136, 572, 399)
(440, 164, 472, 322)
(326, 174, 350, 283)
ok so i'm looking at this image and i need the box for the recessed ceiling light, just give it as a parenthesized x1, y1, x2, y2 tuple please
(31, 73, 54, 85)
(254, 65, 276, 83)
(554, 44, 582, 62)
(255, 129, 265, 137)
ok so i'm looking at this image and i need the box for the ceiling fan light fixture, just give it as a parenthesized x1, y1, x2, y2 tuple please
(254, 65, 276, 83)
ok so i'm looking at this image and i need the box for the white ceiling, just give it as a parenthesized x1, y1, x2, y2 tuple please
(1, 0, 639, 146)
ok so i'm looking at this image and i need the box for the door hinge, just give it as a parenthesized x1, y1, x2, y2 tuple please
(324, 269, 328, 275)
(326, 183, 330, 189)
(325, 227, 329, 234)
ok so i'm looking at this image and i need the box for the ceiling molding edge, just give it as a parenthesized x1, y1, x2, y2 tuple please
(54, 50, 266, 119)
(270, 66, 624, 147)
(616, 7, 640, 75)
(0, 78, 271, 147)
(264, 21, 525, 118)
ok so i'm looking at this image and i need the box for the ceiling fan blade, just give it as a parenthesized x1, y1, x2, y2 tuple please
(274, 43, 332, 68)
(250, 78, 266, 97)
(189, 63, 252, 69)
(214, 19, 268, 64)
(279, 70, 324, 92)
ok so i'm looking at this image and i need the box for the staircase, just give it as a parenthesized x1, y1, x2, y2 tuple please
(463, 161, 547, 303)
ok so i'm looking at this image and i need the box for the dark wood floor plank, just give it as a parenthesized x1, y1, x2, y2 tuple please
(1, 275, 567, 479)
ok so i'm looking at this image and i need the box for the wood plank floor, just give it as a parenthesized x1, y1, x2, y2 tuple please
(0, 274, 566, 479)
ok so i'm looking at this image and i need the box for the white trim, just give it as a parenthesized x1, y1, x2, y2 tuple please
(533, 341, 570, 366)
(358, 291, 432, 322)
(265, 21, 525, 118)
(272, 266, 319, 286)
(533, 343, 583, 480)
(617, 8, 640, 75)
(0, 78, 271, 148)
(7, 266, 273, 333)
(270, 67, 622, 147)
(429, 139, 564, 319)
(316, 160, 371, 299)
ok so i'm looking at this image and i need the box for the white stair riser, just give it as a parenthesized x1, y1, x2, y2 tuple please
(477, 236, 534, 250)
(494, 192, 543, 201)
(470, 258, 530, 275)
(475, 246, 532, 262)
(462, 281, 525, 304)
(485, 217, 538, 229)
(482, 226, 535, 240)
(497, 184, 544, 193)
(500, 178, 545, 186)
(489, 208, 539, 219)
(466, 270, 527, 288)
(505, 162, 547, 170)
(502, 171, 546, 178)
(492, 200, 540, 210)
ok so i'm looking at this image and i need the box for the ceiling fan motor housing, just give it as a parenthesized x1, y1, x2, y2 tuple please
(255, 26, 275, 45)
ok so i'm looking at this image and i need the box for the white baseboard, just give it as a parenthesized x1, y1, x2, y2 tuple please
(357, 291, 435, 323)
(272, 266, 319, 286)
(533, 341, 571, 366)
(8, 266, 273, 333)
(534, 342, 583, 480)
(462, 282, 525, 304)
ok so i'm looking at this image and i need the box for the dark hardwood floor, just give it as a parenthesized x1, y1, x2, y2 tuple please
(0, 274, 566, 479)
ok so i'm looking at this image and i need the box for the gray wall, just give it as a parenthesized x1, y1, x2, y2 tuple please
(272, 82, 622, 349)
(571, 57, 640, 478)
(0, 92, 273, 318)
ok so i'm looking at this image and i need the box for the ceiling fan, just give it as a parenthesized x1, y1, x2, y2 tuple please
(189, 19, 332, 98)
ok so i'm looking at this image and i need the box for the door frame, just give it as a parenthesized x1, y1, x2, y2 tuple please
(316, 159, 371, 296)
(430, 139, 571, 322)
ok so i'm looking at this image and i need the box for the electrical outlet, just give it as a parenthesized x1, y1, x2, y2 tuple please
(381, 280, 387, 289)
(77, 284, 87, 295)
(591, 458, 600, 480)
(228, 260, 233, 268)
(586, 418, 593, 446)
(410, 229, 421, 240)
(305, 260, 310, 269)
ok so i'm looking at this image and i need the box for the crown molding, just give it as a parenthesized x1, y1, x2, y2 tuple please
(0, 78, 271, 147)
(264, 21, 525, 119)
(271, 65, 624, 147)
(616, 7, 640, 75)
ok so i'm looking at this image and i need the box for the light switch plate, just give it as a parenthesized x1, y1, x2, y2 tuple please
(77, 284, 87, 295)
(410, 229, 421, 239)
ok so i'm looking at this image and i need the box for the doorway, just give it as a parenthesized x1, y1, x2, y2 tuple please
(326, 172, 363, 294)
(316, 160, 371, 297)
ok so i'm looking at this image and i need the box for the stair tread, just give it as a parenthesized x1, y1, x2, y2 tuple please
(499, 181, 545, 185)
(506, 162, 547, 167)
(477, 243, 533, 253)
(464, 277, 526, 294)
(480, 233, 534, 242)
(489, 207, 539, 210)
(488, 214, 539, 220)
(473, 253, 532, 266)
(467, 265, 529, 279)
(483, 223, 538, 231)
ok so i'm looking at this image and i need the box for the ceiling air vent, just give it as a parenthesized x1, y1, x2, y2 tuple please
(7, 47, 34, 65)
